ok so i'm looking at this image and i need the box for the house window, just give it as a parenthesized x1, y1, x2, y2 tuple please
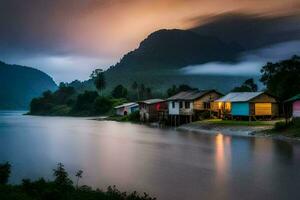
(204, 102, 211, 109)
(185, 101, 190, 109)
(172, 101, 175, 108)
(179, 101, 183, 108)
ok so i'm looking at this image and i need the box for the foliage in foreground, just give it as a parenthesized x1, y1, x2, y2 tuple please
(0, 162, 156, 200)
(271, 118, 300, 137)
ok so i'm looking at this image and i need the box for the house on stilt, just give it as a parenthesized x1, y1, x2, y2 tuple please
(215, 92, 279, 120)
(167, 90, 222, 126)
(138, 99, 168, 122)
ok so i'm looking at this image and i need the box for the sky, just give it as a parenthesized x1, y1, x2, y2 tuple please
(0, 0, 299, 83)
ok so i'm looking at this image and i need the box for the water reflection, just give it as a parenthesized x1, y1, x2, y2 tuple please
(0, 111, 300, 200)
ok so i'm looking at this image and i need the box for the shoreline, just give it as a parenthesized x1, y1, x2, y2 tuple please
(176, 122, 300, 142)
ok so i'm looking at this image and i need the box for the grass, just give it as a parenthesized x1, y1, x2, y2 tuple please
(266, 119, 300, 138)
(196, 119, 280, 127)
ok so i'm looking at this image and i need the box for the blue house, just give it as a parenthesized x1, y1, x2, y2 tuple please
(215, 92, 278, 119)
(114, 102, 139, 116)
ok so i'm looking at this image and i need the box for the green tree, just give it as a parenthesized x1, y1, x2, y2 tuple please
(260, 55, 300, 100)
(111, 85, 128, 99)
(167, 85, 178, 97)
(231, 78, 258, 92)
(145, 87, 152, 99)
(72, 91, 99, 115)
(75, 170, 83, 189)
(91, 69, 106, 96)
(139, 84, 145, 99)
(0, 162, 11, 185)
(94, 96, 113, 114)
(131, 81, 139, 100)
(53, 163, 72, 186)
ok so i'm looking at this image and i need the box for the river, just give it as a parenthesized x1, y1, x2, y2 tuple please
(0, 111, 299, 200)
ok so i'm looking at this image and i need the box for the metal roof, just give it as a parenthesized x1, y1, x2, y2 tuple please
(167, 90, 216, 101)
(215, 92, 264, 102)
(138, 99, 165, 104)
(285, 94, 300, 102)
(114, 102, 138, 109)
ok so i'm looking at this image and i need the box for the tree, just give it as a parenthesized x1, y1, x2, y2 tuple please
(166, 84, 196, 97)
(72, 91, 99, 114)
(145, 87, 152, 99)
(260, 55, 300, 100)
(91, 69, 106, 96)
(75, 170, 83, 189)
(231, 78, 258, 92)
(139, 84, 146, 99)
(94, 96, 113, 114)
(111, 85, 128, 99)
(0, 162, 11, 185)
(131, 81, 139, 100)
(53, 163, 72, 186)
(167, 85, 178, 97)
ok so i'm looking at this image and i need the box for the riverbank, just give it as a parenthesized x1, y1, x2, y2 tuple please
(177, 119, 300, 141)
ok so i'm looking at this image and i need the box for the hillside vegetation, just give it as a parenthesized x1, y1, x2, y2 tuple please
(0, 61, 57, 109)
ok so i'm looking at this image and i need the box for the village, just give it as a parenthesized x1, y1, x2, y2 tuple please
(114, 89, 300, 136)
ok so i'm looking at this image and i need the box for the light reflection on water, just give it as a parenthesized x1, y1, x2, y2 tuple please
(0, 111, 299, 200)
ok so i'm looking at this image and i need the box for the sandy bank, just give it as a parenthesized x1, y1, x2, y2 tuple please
(177, 122, 272, 137)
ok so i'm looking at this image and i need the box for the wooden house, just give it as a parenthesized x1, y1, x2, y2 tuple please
(285, 94, 300, 118)
(114, 102, 139, 116)
(138, 99, 168, 122)
(215, 92, 279, 119)
(167, 90, 223, 125)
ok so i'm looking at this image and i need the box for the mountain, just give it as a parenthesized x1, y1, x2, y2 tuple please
(74, 29, 254, 94)
(0, 61, 57, 109)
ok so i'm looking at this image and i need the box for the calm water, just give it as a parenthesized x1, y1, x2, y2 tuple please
(0, 111, 300, 200)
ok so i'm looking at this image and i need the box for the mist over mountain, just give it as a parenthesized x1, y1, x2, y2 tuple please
(0, 61, 57, 109)
(72, 29, 253, 94)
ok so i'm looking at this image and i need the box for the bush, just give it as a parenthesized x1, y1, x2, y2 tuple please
(94, 96, 113, 115)
(0, 162, 156, 200)
(0, 162, 11, 185)
(274, 121, 288, 131)
(128, 111, 140, 122)
(199, 111, 212, 120)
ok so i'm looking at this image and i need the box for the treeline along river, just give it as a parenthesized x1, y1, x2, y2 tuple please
(0, 111, 300, 200)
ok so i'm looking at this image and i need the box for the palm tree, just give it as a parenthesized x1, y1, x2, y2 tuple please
(75, 170, 83, 189)
(92, 69, 106, 96)
(131, 81, 139, 100)
(140, 84, 145, 100)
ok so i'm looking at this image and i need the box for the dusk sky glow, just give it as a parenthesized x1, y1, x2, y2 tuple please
(0, 0, 299, 82)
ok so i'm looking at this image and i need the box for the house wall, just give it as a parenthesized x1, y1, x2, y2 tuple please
(293, 100, 300, 117)
(116, 108, 124, 116)
(140, 102, 167, 122)
(168, 101, 179, 115)
(251, 93, 277, 103)
(231, 102, 250, 116)
(194, 92, 222, 111)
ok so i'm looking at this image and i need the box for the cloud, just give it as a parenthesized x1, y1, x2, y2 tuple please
(0, 0, 299, 82)
(188, 13, 300, 50)
(181, 40, 300, 76)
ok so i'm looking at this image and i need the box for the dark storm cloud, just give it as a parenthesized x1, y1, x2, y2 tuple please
(188, 13, 300, 50)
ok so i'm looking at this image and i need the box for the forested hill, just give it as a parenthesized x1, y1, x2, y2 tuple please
(0, 61, 57, 109)
(73, 29, 253, 94)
